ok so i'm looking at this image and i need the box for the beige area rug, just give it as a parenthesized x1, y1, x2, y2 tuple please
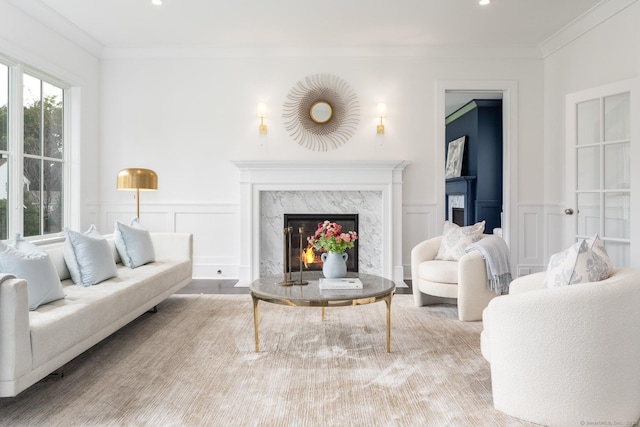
(0, 295, 534, 426)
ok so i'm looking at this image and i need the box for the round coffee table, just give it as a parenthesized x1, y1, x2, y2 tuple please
(250, 272, 395, 353)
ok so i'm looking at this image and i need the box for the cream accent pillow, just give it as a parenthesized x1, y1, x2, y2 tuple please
(63, 225, 117, 287)
(114, 218, 155, 268)
(544, 235, 613, 287)
(0, 235, 65, 310)
(435, 220, 485, 261)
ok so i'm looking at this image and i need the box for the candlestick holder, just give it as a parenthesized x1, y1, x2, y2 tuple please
(295, 226, 308, 285)
(279, 227, 295, 286)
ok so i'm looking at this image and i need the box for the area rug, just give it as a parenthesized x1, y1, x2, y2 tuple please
(0, 295, 533, 426)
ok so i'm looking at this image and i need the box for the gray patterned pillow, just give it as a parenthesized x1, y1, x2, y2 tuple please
(435, 220, 485, 261)
(544, 235, 613, 287)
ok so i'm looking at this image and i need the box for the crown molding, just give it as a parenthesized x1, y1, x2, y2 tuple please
(7, 0, 103, 58)
(540, 0, 637, 57)
(101, 45, 543, 60)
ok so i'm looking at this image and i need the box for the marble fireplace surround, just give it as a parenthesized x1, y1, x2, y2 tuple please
(233, 160, 407, 285)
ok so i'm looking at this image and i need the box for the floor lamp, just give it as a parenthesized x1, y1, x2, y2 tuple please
(116, 168, 158, 219)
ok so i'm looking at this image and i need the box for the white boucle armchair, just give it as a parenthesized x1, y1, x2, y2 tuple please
(410, 235, 497, 321)
(481, 268, 640, 427)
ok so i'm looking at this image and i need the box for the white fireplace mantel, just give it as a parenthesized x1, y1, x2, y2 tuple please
(232, 160, 408, 285)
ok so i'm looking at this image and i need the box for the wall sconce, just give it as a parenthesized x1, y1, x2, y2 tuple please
(257, 102, 268, 135)
(376, 103, 387, 135)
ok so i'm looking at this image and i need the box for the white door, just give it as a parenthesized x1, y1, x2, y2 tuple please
(565, 78, 640, 268)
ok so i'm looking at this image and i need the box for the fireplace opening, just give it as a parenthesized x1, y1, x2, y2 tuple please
(284, 214, 359, 272)
(452, 208, 465, 227)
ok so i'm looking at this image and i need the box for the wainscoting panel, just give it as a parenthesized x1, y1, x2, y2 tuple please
(402, 203, 439, 279)
(517, 204, 545, 276)
(97, 202, 240, 279)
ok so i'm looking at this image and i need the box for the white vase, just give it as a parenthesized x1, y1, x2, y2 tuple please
(321, 251, 348, 278)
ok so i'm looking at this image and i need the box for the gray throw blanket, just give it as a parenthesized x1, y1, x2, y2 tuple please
(465, 235, 512, 295)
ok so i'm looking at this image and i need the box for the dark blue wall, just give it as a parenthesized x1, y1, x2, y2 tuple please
(445, 99, 503, 232)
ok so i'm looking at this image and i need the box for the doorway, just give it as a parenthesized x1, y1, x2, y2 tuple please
(435, 80, 518, 267)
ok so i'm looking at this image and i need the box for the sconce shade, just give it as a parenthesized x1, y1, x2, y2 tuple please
(376, 103, 387, 118)
(257, 102, 268, 118)
(117, 168, 158, 191)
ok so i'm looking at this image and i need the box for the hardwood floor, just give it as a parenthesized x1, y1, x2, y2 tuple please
(178, 279, 413, 295)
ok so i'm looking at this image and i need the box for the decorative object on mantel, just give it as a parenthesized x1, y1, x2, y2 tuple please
(445, 136, 466, 178)
(282, 73, 359, 151)
(308, 221, 358, 279)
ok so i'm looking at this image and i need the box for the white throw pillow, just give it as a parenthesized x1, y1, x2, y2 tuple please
(435, 220, 485, 261)
(0, 235, 65, 310)
(63, 225, 117, 287)
(544, 235, 613, 287)
(114, 218, 155, 268)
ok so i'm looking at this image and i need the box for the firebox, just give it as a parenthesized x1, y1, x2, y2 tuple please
(284, 214, 359, 272)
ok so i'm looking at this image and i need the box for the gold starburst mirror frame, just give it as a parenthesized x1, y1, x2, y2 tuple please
(283, 74, 360, 151)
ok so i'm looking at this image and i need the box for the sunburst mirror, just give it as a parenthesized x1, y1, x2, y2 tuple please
(282, 74, 360, 151)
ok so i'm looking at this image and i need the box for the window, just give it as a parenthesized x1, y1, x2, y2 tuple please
(23, 74, 64, 237)
(0, 58, 68, 239)
(0, 64, 8, 239)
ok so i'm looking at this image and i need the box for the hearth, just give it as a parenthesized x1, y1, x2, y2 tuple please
(284, 214, 358, 272)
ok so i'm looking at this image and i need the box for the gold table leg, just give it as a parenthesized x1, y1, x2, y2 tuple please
(384, 293, 393, 353)
(252, 295, 259, 353)
(321, 307, 325, 321)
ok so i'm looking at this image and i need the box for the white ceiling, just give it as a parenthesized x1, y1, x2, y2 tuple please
(10, 0, 604, 50)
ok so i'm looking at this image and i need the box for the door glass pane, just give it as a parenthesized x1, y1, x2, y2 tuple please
(604, 241, 630, 268)
(577, 99, 600, 145)
(604, 192, 630, 239)
(577, 193, 599, 236)
(577, 146, 600, 190)
(0, 63, 7, 151)
(23, 157, 41, 236)
(23, 74, 41, 156)
(42, 82, 63, 159)
(43, 160, 63, 234)
(604, 142, 630, 190)
(604, 92, 630, 142)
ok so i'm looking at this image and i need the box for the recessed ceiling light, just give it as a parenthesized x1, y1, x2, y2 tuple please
(479, 0, 491, 5)
(151, 0, 163, 5)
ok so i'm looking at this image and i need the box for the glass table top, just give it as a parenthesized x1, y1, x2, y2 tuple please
(250, 271, 395, 303)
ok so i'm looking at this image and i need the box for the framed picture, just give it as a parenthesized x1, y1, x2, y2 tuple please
(445, 136, 466, 178)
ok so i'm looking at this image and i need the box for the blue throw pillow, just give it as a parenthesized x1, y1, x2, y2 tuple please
(63, 225, 117, 287)
(0, 235, 65, 310)
(114, 218, 155, 268)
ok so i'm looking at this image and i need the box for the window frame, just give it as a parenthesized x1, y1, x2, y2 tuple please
(0, 56, 72, 240)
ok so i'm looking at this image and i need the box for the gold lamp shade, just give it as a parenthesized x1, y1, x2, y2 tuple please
(116, 168, 158, 219)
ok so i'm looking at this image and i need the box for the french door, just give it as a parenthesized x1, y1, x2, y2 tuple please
(565, 78, 640, 268)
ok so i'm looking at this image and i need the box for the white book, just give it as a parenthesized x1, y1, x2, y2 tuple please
(319, 278, 363, 290)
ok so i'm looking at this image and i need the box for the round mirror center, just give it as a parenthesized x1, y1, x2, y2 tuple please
(310, 101, 333, 124)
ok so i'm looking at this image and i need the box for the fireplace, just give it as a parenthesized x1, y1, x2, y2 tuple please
(284, 214, 359, 272)
(232, 160, 408, 284)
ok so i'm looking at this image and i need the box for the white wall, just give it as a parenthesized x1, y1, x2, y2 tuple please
(98, 51, 544, 278)
(0, 0, 101, 231)
(5, 0, 636, 279)
(543, 1, 640, 260)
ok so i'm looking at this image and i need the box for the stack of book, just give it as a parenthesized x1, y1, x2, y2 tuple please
(319, 278, 363, 290)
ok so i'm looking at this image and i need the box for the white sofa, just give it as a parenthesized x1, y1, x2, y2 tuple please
(0, 232, 193, 397)
(481, 268, 640, 427)
(411, 234, 497, 321)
